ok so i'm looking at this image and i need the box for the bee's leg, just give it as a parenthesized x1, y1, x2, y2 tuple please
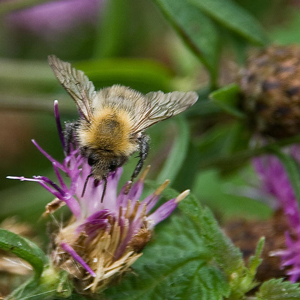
(64, 121, 79, 154)
(131, 134, 150, 182)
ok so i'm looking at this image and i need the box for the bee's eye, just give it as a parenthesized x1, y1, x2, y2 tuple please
(88, 155, 97, 166)
(109, 161, 118, 171)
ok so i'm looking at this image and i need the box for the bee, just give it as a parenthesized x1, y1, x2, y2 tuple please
(48, 55, 198, 200)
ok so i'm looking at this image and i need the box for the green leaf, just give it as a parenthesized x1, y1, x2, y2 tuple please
(229, 237, 265, 297)
(177, 190, 203, 222)
(248, 237, 265, 279)
(198, 207, 244, 276)
(209, 83, 245, 119)
(136, 184, 262, 299)
(0, 229, 48, 279)
(185, 87, 221, 117)
(271, 146, 300, 206)
(272, 11, 300, 45)
(152, 185, 244, 277)
(157, 116, 190, 183)
(7, 268, 73, 300)
(192, 168, 272, 220)
(224, 237, 265, 299)
(160, 189, 244, 277)
(196, 123, 237, 159)
(195, 121, 251, 174)
(222, 122, 252, 155)
(153, 0, 220, 83)
(178, 192, 262, 299)
(255, 279, 300, 300)
(228, 33, 248, 65)
(172, 141, 204, 192)
(189, 0, 269, 45)
(104, 214, 230, 300)
(94, 0, 130, 58)
(64, 294, 88, 300)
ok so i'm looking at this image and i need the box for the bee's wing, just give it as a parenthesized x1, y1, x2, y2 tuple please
(131, 91, 198, 133)
(48, 55, 95, 121)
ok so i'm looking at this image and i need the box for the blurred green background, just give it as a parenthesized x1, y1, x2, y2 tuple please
(2, 0, 300, 239)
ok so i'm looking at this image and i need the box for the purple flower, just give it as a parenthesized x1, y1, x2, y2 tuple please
(8, 101, 189, 293)
(253, 146, 300, 282)
(6, 0, 104, 41)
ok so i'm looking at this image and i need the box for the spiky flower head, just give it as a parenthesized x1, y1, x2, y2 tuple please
(7, 0, 103, 40)
(253, 146, 300, 282)
(239, 45, 300, 138)
(8, 101, 189, 293)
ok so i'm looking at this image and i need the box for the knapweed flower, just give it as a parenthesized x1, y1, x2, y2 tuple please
(6, 0, 104, 41)
(8, 101, 189, 293)
(253, 146, 300, 282)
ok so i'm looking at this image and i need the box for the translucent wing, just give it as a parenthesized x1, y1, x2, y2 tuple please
(48, 55, 96, 121)
(131, 91, 198, 133)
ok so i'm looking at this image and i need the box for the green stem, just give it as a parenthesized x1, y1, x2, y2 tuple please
(157, 116, 190, 183)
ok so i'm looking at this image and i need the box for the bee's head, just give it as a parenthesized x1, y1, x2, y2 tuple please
(85, 151, 128, 181)
(81, 151, 128, 200)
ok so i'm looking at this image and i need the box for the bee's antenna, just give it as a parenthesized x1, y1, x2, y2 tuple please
(101, 177, 107, 203)
(82, 173, 93, 197)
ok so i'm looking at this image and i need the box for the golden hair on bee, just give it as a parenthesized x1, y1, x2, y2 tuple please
(48, 55, 198, 199)
(78, 105, 137, 157)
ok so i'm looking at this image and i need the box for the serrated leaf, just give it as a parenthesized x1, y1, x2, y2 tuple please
(255, 278, 300, 300)
(176, 191, 244, 276)
(209, 83, 245, 119)
(178, 190, 203, 222)
(189, 0, 269, 45)
(198, 207, 244, 276)
(229, 237, 265, 297)
(157, 116, 190, 183)
(151, 185, 244, 277)
(103, 214, 230, 300)
(153, 0, 220, 79)
(248, 237, 265, 279)
(0, 229, 48, 279)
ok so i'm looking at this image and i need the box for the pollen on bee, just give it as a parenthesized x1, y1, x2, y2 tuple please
(78, 107, 138, 156)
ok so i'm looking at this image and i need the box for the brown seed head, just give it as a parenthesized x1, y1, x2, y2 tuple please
(239, 44, 300, 138)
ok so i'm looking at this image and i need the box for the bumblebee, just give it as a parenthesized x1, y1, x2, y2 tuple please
(48, 55, 198, 199)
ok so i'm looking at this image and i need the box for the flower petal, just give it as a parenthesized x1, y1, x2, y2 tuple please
(61, 242, 96, 277)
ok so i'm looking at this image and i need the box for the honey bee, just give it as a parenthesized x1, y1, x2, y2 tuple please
(48, 55, 198, 199)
